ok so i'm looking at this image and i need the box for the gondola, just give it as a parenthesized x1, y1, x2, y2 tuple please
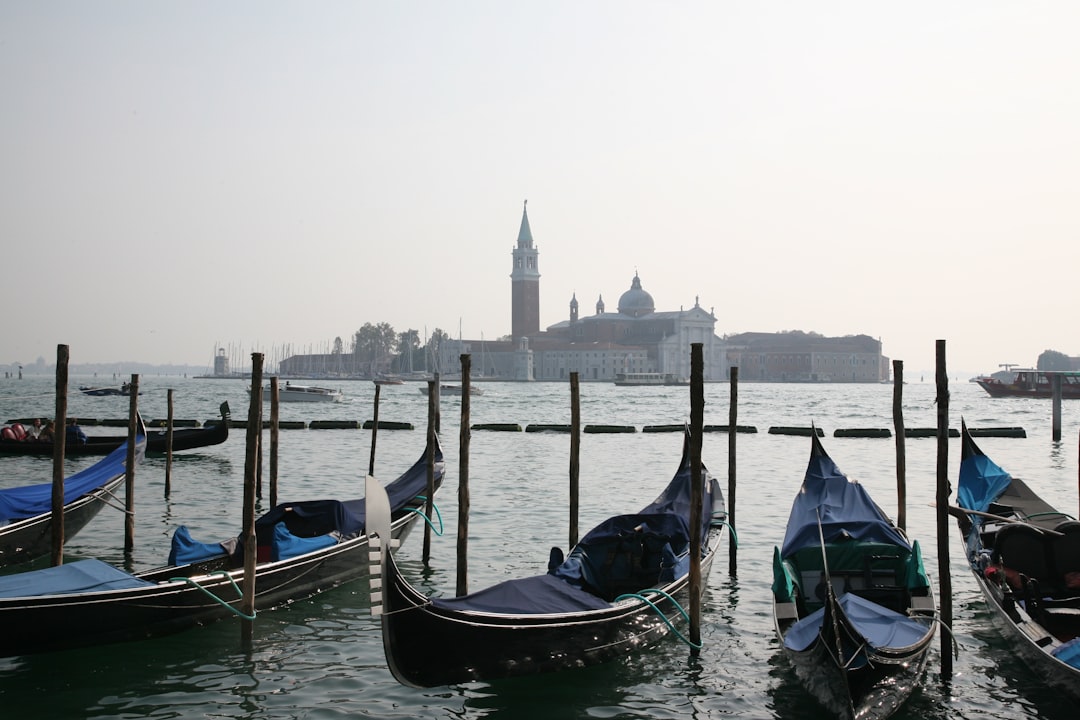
(953, 422, 1080, 696)
(79, 383, 141, 396)
(0, 436, 444, 658)
(367, 429, 727, 687)
(0, 402, 230, 456)
(771, 432, 936, 720)
(0, 432, 146, 567)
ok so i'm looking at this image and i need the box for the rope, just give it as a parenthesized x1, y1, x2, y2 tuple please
(917, 611, 960, 659)
(711, 518, 739, 547)
(614, 588, 702, 650)
(97, 486, 134, 517)
(169, 571, 257, 620)
(409, 496, 444, 536)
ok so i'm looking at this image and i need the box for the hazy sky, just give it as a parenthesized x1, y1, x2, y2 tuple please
(3, 2, 1077, 375)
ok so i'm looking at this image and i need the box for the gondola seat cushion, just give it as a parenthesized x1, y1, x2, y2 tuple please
(169, 525, 230, 566)
(270, 522, 338, 561)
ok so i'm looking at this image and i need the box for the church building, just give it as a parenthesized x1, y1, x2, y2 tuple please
(436, 202, 730, 382)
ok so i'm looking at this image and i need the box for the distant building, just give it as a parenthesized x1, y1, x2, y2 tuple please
(724, 331, 889, 382)
(277, 203, 889, 383)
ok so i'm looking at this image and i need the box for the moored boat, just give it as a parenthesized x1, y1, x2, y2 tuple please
(0, 436, 444, 657)
(79, 383, 140, 396)
(772, 432, 936, 720)
(0, 403, 230, 456)
(265, 382, 345, 403)
(0, 432, 146, 567)
(974, 369, 1080, 399)
(953, 422, 1080, 697)
(368, 429, 727, 687)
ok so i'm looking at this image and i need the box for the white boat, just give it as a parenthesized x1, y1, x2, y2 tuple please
(262, 383, 344, 403)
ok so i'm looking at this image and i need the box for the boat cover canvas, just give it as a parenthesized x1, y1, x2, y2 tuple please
(0, 440, 137, 524)
(958, 452, 1012, 515)
(783, 592, 929, 652)
(253, 449, 436, 542)
(0, 558, 154, 599)
(780, 445, 909, 558)
(432, 573, 612, 613)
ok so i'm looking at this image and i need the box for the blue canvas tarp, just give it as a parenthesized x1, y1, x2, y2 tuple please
(432, 573, 611, 614)
(0, 558, 153, 599)
(958, 453, 1012, 515)
(0, 440, 138, 524)
(783, 592, 930, 652)
(780, 446, 910, 558)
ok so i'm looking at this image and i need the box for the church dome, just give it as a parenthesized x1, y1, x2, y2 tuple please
(617, 273, 655, 317)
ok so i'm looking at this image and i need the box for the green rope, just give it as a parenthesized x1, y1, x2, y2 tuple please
(1027, 511, 1076, 521)
(408, 496, 444, 536)
(711, 519, 739, 547)
(169, 571, 256, 620)
(614, 588, 702, 650)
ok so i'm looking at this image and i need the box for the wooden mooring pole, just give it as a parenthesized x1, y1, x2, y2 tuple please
(570, 372, 581, 549)
(728, 366, 737, 575)
(269, 376, 279, 508)
(423, 380, 437, 566)
(935, 340, 953, 678)
(240, 353, 263, 649)
(164, 389, 174, 498)
(689, 343, 704, 652)
(1052, 373, 1063, 442)
(50, 344, 69, 567)
(456, 354, 471, 596)
(124, 374, 139, 555)
(893, 360, 907, 533)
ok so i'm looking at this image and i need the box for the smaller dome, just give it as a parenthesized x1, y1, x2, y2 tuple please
(617, 274, 655, 317)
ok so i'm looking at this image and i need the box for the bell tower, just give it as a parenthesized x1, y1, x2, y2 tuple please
(510, 200, 540, 338)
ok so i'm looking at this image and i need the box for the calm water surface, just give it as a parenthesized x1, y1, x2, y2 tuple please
(1, 374, 1078, 719)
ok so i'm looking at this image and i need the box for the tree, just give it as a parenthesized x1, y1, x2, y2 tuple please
(396, 329, 420, 374)
(332, 336, 344, 355)
(353, 322, 398, 373)
(424, 328, 451, 373)
(1037, 349, 1072, 371)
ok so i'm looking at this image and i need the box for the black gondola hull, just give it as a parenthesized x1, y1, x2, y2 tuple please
(0, 474, 126, 568)
(0, 497, 428, 657)
(0, 403, 229, 456)
(779, 601, 934, 720)
(382, 526, 722, 687)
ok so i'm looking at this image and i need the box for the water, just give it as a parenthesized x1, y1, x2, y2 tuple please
(2, 375, 1078, 719)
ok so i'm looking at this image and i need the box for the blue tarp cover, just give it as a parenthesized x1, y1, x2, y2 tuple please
(0, 558, 154, 598)
(252, 448, 436, 542)
(958, 453, 1012, 514)
(783, 592, 930, 652)
(432, 573, 611, 613)
(780, 449, 910, 558)
(0, 440, 138, 524)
